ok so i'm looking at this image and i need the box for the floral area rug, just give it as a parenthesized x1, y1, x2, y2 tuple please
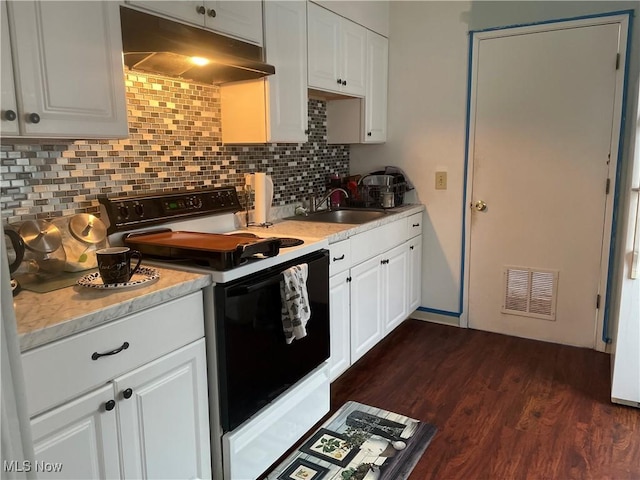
(266, 401, 437, 480)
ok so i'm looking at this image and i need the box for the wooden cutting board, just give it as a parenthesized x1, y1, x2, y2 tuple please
(126, 231, 261, 252)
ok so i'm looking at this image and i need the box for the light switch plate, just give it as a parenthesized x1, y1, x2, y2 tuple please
(435, 171, 447, 190)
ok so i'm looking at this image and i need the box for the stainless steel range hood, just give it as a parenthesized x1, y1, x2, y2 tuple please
(119, 7, 275, 84)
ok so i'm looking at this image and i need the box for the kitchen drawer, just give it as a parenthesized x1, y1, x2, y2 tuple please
(223, 364, 329, 480)
(350, 217, 407, 266)
(329, 239, 351, 276)
(407, 212, 423, 239)
(22, 291, 204, 417)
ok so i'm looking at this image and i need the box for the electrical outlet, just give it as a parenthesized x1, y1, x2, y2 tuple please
(435, 171, 447, 190)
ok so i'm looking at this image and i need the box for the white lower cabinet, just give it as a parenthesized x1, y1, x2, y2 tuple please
(328, 213, 424, 380)
(350, 254, 384, 363)
(350, 245, 408, 363)
(408, 234, 423, 312)
(31, 340, 210, 480)
(329, 270, 352, 381)
(31, 385, 121, 479)
(383, 243, 409, 334)
(24, 292, 211, 480)
(116, 340, 210, 480)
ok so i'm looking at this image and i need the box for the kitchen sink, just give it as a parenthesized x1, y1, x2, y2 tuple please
(285, 208, 389, 224)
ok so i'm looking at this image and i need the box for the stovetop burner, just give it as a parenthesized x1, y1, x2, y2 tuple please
(279, 237, 304, 248)
(228, 232, 304, 248)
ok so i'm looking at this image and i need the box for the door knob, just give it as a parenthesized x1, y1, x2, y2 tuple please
(474, 200, 487, 212)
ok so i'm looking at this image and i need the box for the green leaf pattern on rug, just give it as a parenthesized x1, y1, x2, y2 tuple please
(318, 437, 342, 453)
(341, 463, 373, 480)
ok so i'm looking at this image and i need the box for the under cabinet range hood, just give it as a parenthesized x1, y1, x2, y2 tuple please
(119, 7, 275, 84)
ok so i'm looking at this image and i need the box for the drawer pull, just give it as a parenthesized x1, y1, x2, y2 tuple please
(333, 254, 345, 261)
(104, 400, 116, 411)
(412, 223, 420, 227)
(122, 388, 133, 400)
(91, 341, 129, 361)
(410, 245, 414, 250)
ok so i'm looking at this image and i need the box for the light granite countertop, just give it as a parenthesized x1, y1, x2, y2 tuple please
(245, 204, 425, 242)
(14, 266, 212, 352)
(14, 204, 424, 352)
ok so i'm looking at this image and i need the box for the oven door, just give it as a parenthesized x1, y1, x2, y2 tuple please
(215, 249, 329, 432)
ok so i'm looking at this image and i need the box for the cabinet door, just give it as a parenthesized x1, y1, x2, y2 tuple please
(350, 255, 383, 362)
(307, 2, 341, 93)
(340, 19, 367, 97)
(329, 271, 351, 381)
(8, 1, 127, 138)
(207, 1, 263, 45)
(115, 339, 211, 480)
(407, 235, 423, 312)
(126, 1, 205, 27)
(383, 243, 409, 334)
(264, 0, 308, 142)
(364, 30, 388, 142)
(31, 385, 121, 479)
(1, 2, 18, 136)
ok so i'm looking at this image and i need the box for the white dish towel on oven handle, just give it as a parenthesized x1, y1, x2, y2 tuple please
(280, 263, 311, 344)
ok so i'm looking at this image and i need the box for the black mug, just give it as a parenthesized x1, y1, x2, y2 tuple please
(96, 247, 142, 284)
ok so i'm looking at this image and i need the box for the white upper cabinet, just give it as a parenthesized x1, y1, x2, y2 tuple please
(307, 2, 366, 97)
(0, 3, 18, 136)
(221, 0, 308, 143)
(264, 0, 308, 142)
(3, 1, 128, 139)
(311, 0, 389, 37)
(363, 30, 388, 143)
(209, 1, 263, 45)
(127, 0, 263, 45)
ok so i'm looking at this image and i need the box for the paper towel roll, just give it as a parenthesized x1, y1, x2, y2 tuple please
(254, 173, 273, 224)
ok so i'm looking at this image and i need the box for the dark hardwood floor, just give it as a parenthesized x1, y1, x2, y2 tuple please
(330, 319, 640, 480)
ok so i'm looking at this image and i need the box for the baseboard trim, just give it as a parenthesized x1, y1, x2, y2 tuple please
(410, 310, 461, 327)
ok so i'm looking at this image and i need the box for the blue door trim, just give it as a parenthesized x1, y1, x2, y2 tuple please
(417, 307, 461, 319)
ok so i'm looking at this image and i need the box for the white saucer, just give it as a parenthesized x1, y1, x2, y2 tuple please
(77, 267, 160, 290)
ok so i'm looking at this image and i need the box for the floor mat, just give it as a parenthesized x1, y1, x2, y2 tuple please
(266, 400, 437, 480)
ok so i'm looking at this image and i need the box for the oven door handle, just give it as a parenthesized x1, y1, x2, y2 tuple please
(228, 274, 283, 296)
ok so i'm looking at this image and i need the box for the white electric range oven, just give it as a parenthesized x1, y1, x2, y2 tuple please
(100, 187, 331, 480)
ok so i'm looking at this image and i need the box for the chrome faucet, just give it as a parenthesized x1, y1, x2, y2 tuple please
(310, 188, 349, 212)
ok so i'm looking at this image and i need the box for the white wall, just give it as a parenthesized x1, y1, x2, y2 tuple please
(351, 1, 471, 315)
(350, 1, 640, 321)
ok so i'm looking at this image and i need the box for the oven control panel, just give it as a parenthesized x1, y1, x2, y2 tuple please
(98, 186, 242, 234)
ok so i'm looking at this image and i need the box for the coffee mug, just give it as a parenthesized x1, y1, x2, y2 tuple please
(96, 247, 142, 284)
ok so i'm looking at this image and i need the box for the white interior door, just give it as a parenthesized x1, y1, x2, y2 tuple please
(466, 17, 628, 348)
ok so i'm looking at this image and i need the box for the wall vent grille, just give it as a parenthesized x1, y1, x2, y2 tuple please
(502, 266, 558, 321)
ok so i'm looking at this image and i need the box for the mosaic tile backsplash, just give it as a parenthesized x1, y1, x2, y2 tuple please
(0, 71, 350, 224)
